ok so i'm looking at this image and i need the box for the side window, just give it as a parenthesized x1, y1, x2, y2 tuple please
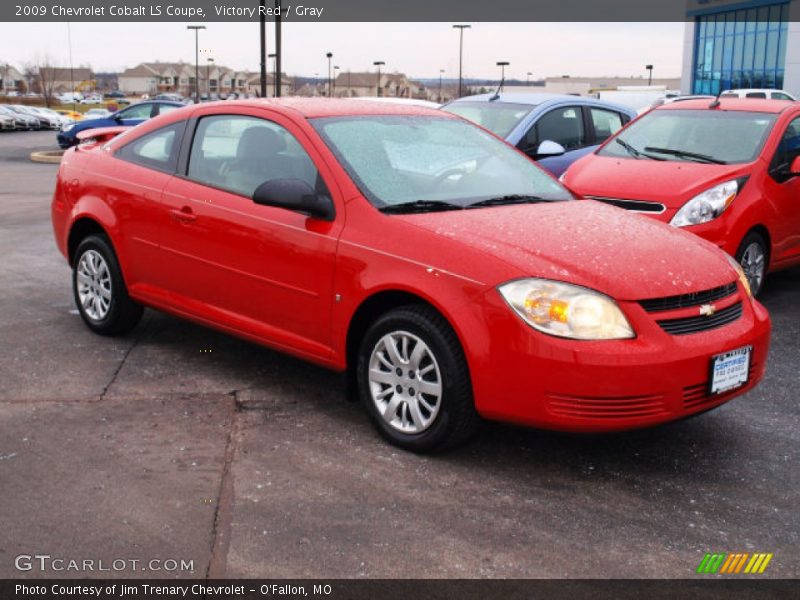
(117, 103, 154, 120)
(533, 107, 586, 152)
(156, 103, 180, 116)
(116, 122, 184, 173)
(770, 116, 800, 181)
(186, 114, 322, 198)
(772, 92, 792, 101)
(589, 108, 624, 143)
(745, 92, 767, 99)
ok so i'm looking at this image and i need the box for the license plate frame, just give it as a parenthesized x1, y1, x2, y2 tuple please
(709, 346, 752, 395)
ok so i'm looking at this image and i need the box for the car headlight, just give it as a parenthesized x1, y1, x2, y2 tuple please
(62, 122, 75, 132)
(670, 179, 743, 227)
(498, 278, 635, 340)
(726, 254, 752, 298)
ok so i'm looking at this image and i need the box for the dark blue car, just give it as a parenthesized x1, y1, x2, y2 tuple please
(441, 93, 637, 177)
(57, 101, 184, 148)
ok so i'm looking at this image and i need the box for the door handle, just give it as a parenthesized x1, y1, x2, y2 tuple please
(169, 206, 197, 224)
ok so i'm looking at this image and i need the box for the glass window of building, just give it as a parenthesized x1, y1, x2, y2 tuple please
(692, 1, 789, 94)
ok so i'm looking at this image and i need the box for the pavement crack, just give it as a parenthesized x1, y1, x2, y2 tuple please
(98, 314, 149, 400)
(205, 393, 241, 580)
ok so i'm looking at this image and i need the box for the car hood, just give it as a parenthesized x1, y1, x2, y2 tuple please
(397, 201, 737, 301)
(565, 155, 752, 209)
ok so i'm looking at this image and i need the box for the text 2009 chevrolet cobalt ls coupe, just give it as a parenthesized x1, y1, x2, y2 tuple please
(51, 99, 771, 452)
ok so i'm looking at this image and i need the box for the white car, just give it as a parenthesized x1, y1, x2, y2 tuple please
(80, 96, 104, 105)
(83, 108, 112, 118)
(719, 88, 796, 101)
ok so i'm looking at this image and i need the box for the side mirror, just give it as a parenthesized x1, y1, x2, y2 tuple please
(252, 179, 335, 221)
(536, 140, 566, 158)
(790, 155, 800, 176)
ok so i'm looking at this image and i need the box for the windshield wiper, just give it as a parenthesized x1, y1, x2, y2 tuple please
(643, 146, 727, 165)
(615, 138, 664, 161)
(467, 194, 555, 208)
(379, 200, 465, 214)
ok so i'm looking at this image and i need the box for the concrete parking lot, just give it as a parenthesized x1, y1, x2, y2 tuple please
(1, 130, 798, 579)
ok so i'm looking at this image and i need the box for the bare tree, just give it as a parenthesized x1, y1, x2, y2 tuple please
(33, 54, 59, 107)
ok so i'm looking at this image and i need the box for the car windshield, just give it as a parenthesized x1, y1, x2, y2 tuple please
(599, 109, 777, 164)
(440, 101, 534, 138)
(312, 115, 571, 210)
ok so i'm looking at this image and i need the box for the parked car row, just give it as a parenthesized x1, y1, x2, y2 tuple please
(52, 97, 778, 452)
(0, 104, 75, 130)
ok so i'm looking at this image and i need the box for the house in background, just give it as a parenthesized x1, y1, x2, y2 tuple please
(0, 64, 24, 94)
(331, 71, 427, 98)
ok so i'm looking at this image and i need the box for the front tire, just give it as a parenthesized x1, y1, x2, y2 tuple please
(357, 305, 479, 453)
(72, 235, 143, 336)
(735, 231, 768, 296)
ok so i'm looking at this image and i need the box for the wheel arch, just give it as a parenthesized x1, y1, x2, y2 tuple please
(67, 217, 111, 267)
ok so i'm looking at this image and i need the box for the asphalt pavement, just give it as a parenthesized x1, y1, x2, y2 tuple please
(0, 131, 798, 579)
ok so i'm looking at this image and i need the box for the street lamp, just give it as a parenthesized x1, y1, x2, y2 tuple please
(526, 71, 532, 86)
(333, 65, 339, 97)
(259, 0, 267, 98)
(438, 69, 445, 102)
(496, 61, 509, 82)
(186, 25, 206, 104)
(326, 52, 333, 97)
(646, 64, 654, 86)
(373, 61, 385, 97)
(452, 24, 471, 98)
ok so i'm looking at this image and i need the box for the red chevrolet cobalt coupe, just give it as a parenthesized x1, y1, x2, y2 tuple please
(562, 98, 800, 296)
(51, 99, 770, 452)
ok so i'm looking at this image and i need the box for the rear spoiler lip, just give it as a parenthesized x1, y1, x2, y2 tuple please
(75, 125, 130, 144)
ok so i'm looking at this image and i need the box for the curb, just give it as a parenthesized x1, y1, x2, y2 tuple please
(30, 150, 64, 164)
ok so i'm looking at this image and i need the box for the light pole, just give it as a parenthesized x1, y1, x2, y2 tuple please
(452, 24, 471, 98)
(646, 64, 654, 86)
(326, 52, 333, 97)
(496, 61, 509, 82)
(187, 25, 206, 104)
(438, 69, 445, 102)
(268, 53, 276, 96)
(206, 57, 214, 98)
(333, 65, 339, 97)
(373, 61, 385, 97)
(259, 0, 267, 98)
(274, 0, 282, 97)
(526, 71, 532, 86)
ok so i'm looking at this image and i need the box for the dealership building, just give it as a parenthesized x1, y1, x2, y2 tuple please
(680, 0, 800, 96)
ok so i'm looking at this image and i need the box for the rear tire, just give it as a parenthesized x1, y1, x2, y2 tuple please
(735, 231, 768, 296)
(72, 235, 143, 336)
(356, 305, 479, 453)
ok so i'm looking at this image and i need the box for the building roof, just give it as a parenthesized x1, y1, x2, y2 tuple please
(40, 67, 93, 82)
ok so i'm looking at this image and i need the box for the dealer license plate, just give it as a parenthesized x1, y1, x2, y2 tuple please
(710, 346, 751, 395)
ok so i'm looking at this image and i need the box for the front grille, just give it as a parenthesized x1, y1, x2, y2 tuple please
(586, 196, 666, 214)
(656, 302, 743, 335)
(545, 393, 668, 419)
(639, 282, 738, 313)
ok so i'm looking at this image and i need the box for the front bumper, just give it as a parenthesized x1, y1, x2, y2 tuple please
(468, 286, 771, 432)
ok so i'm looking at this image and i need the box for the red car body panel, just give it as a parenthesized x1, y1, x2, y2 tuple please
(563, 98, 800, 271)
(52, 99, 771, 432)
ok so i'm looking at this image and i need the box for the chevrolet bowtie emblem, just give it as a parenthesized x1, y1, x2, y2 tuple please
(699, 303, 717, 316)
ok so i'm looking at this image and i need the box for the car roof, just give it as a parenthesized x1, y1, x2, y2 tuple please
(201, 98, 450, 119)
(445, 92, 619, 107)
(655, 97, 795, 113)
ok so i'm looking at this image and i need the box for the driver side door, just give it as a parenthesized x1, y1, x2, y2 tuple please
(158, 108, 344, 360)
(764, 114, 800, 266)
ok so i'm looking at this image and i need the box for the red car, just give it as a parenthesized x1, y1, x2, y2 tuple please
(51, 99, 770, 452)
(562, 98, 800, 296)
